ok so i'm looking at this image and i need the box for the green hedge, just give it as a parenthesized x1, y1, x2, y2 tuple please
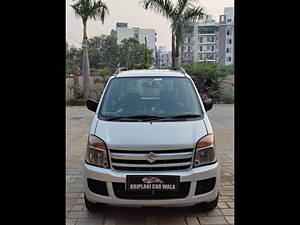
(223, 87, 234, 104)
(66, 98, 86, 106)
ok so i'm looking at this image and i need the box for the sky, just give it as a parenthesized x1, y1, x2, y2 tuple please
(66, 0, 234, 51)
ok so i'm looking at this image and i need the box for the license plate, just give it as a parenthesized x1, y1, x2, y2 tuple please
(126, 175, 179, 191)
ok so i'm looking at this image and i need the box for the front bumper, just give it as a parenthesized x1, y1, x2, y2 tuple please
(83, 162, 219, 207)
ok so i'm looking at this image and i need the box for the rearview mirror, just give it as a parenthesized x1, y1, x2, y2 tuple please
(203, 99, 213, 111)
(86, 99, 98, 112)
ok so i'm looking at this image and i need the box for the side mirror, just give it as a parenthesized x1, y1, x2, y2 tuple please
(86, 99, 98, 112)
(203, 98, 213, 111)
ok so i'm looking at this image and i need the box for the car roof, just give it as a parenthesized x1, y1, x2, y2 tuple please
(115, 69, 187, 78)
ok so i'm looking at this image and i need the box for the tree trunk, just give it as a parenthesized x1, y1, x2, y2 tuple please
(171, 33, 176, 68)
(83, 19, 88, 41)
(175, 37, 180, 67)
(73, 66, 81, 98)
(82, 20, 90, 99)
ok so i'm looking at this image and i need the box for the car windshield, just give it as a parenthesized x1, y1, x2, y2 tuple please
(98, 77, 203, 120)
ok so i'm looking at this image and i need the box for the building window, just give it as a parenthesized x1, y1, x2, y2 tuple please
(227, 19, 232, 22)
(199, 45, 202, 51)
(227, 39, 232, 44)
(227, 30, 230, 35)
(207, 54, 214, 60)
(198, 36, 203, 43)
(226, 48, 231, 53)
(185, 26, 194, 34)
(227, 56, 231, 61)
(198, 27, 215, 34)
(220, 15, 225, 22)
(198, 53, 202, 60)
(134, 33, 139, 40)
(207, 36, 214, 42)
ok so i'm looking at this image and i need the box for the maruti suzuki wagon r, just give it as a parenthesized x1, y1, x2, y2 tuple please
(83, 68, 219, 211)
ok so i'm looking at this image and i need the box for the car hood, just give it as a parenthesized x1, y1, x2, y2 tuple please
(94, 119, 208, 150)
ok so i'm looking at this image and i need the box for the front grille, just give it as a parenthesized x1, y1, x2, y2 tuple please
(113, 182, 191, 199)
(109, 148, 194, 172)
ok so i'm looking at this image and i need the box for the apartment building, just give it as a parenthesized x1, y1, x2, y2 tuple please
(155, 46, 172, 68)
(180, 7, 234, 65)
(111, 23, 156, 59)
(219, 7, 234, 65)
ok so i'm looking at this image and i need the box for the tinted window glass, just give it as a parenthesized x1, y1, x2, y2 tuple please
(99, 77, 202, 118)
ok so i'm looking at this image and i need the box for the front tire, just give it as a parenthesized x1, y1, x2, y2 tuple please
(203, 193, 219, 211)
(194, 193, 219, 211)
(84, 195, 100, 212)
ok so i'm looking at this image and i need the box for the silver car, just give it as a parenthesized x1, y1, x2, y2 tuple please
(83, 68, 219, 211)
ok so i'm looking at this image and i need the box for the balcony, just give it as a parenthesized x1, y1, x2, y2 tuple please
(183, 41, 194, 45)
(198, 32, 216, 35)
(181, 58, 194, 63)
(181, 49, 194, 53)
(198, 41, 216, 44)
(198, 50, 216, 53)
(198, 59, 217, 62)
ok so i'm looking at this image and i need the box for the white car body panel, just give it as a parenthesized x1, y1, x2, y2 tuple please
(84, 69, 219, 207)
(93, 119, 207, 150)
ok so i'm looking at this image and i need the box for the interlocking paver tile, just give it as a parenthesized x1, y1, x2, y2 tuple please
(225, 216, 234, 224)
(66, 219, 77, 225)
(217, 202, 229, 209)
(72, 204, 84, 211)
(206, 208, 223, 216)
(104, 218, 117, 225)
(66, 105, 234, 225)
(186, 216, 200, 225)
(76, 218, 104, 225)
(158, 216, 187, 225)
(226, 202, 234, 208)
(68, 211, 89, 219)
(220, 209, 234, 216)
(198, 216, 228, 225)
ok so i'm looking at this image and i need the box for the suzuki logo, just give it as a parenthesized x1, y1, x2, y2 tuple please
(147, 152, 156, 163)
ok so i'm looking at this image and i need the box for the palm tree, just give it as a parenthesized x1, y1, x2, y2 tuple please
(71, 0, 109, 99)
(140, 0, 205, 67)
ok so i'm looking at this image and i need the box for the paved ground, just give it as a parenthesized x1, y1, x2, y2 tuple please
(66, 104, 234, 225)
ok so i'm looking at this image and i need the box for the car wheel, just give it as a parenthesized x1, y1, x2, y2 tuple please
(194, 193, 219, 211)
(203, 193, 219, 211)
(84, 194, 101, 212)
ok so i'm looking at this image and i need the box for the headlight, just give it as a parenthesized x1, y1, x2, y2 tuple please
(85, 135, 110, 168)
(194, 134, 217, 167)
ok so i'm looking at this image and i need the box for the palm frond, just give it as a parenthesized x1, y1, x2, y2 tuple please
(183, 6, 205, 22)
(71, 0, 109, 22)
(139, 0, 175, 19)
(176, 0, 188, 15)
(89, 1, 109, 23)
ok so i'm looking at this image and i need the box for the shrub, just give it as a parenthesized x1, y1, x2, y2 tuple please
(66, 68, 73, 76)
(181, 62, 230, 103)
(66, 98, 86, 106)
(223, 87, 234, 104)
(91, 67, 113, 77)
(133, 63, 150, 69)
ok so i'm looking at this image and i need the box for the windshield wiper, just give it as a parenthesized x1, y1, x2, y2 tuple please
(171, 114, 202, 118)
(104, 115, 164, 121)
(103, 114, 202, 121)
(161, 114, 202, 120)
